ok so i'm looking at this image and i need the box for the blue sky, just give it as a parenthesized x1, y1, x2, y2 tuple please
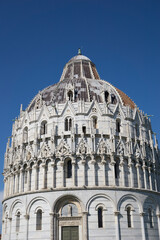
(0, 0, 160, 195)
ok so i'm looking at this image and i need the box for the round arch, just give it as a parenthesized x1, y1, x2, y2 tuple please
(86, 193, 116, 212)
(117, 194, 142, 213)
(26, 196, 51, 215)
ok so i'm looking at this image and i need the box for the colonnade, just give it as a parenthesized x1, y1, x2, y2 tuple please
(4, 153, 159, 199)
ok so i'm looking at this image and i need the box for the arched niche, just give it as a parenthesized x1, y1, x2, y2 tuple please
(53, 194, 85, 240)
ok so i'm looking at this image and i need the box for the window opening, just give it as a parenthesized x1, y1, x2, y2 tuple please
(98, 207, 103, 228)
(41, 121, 47, 135)
(82, 126, 86, 134)
(104, 91, 109, 103)
(65, 119, 68, 131)
(65, 118, 72, 131)
(67, 160, 72, 178)
(68, 90, 73, 101)
(69, 118, 72, 131)
(111, 94, 117, 104)
(116, 119, 121, 133)
(36, 209, 42, 230)
(148, 209, 153, 228)
(93, 117, 98, 129)
(115, 162, 119, 179)
(16, 212, 20, 232)
(127, 207, 132, 228)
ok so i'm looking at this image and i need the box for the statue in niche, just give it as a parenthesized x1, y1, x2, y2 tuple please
(117, 142, 125, 156)
(26, 151, 31, 161)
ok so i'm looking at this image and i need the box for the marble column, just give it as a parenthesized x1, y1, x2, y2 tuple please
(156, 213, 160, 239)
(136, 163, 141, 188)
(142, 164, 147, 189)
(91, 157, 96, 186)
(82, 211, 88, 240)
(60, 160, 64, 187)
(110, 154, 116, 186)
(114, 211, 120, 240)
(14, 172, 18, 193)
(128, 157, 134, 188)
(148, 167, 153, 190)
(33, 164, 38, 190)
(53, 213, 58, 240)
(19, 169, 23, 193)
(101, 155, 106, 186)
(81, 158, 86, 186)
(120, 156, 125, 187)
(153, 169, 158, 191)
(72, 159, 76, 186)
(27, 168, 31, 191)
(4, 179, 6, 198)
(140, 212, 146, 240)
(24, 214, 29, 240)
(51, 161, 55, 188)
(41, 163, 46, 189)
(50, 212, 54, 240)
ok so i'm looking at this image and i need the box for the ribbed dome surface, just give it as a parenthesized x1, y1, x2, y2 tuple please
(28, 53, 136, 112)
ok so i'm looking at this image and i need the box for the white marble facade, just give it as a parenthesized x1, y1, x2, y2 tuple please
(2, 52, 160, 240)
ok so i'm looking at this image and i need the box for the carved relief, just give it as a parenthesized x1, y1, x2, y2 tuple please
(116, 139, 125, 156)
(56, 139, 71, 156)
(77, 138, 90, 155)
(97, 138, 110, 154)
(38, 142, 51, 158)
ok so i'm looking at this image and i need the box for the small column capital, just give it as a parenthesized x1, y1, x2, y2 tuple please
(24, 214, 30, 220)
(139, 212, 145, 217)
(114, 211, 120, 216)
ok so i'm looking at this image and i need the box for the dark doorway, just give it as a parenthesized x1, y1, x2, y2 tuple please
(62, 226, 79, 240)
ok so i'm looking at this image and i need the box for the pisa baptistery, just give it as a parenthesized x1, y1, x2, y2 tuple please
(2, 51, 160, 240)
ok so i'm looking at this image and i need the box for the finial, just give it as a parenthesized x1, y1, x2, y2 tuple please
(78, 48, 82, 55)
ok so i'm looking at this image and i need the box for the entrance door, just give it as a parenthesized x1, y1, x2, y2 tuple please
(62, 226, 79, 240)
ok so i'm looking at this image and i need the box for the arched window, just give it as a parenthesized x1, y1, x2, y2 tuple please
(23, 127, 28, 142)
(69, 118, 72, 130)
(65, 118, 68, 131)
(111, 94, 117, 104)
(82, 126, 86, 134)
(40, 121, 47, 135)
(116, 119, 121, 133)
(104, 91, 109, 103)
(127, 206, 132, 228)
(64, 118, 72, 131)
(67, 160, 72, 178)
(92, 116, 98, 129)
(16, 211, 20, 232)
(148, 208, 153, 228)
(68, 90, 73, 101)
(114, 161, 119, 179)
(36, 209, 42, 230)
(98, 207, 103, 228)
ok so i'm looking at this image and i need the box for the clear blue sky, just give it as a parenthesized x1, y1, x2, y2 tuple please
(0, 0, 160, 193)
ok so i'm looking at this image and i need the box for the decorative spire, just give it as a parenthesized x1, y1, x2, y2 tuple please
(78, 48, 82, 55)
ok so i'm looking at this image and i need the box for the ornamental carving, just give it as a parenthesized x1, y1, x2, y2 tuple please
(77, 138, 90, 155)
(56, 139, 71, 156)
(116, 139, 125, 156)
(134, 143, 142, 159)
(97, 138, 110, 154)
(38, 142, 51, 158)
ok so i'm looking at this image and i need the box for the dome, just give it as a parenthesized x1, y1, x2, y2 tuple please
(2, 51, 160, 240)
(28, 52, 136, 112)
